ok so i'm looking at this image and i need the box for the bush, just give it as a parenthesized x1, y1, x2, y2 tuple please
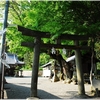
(21, 65, 32, 70)
(39, 67, 43, 71)
(97, 62, 100, 70)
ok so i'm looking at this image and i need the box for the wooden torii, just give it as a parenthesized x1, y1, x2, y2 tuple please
(18, 25, 92, 97)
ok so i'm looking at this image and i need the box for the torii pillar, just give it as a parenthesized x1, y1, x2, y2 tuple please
(31, 37, 41, 97)
(74, 40, 85, 95)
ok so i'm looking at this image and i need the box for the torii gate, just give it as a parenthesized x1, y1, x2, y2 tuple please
(18, 25, 92, 97)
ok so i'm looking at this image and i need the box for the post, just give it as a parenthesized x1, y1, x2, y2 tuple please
(74, 40, 85, 95)
(31, 37, 41, 97)
(0, 0, 9, 99)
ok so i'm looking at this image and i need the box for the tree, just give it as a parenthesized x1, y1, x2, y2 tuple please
(1, 1, 99, 68)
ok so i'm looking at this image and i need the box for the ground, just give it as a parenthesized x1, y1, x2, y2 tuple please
(4, 76, 100, 99)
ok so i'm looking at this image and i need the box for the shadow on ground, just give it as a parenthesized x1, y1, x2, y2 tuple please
(4, 83, 60, 99)
(4, 83, 98, 99)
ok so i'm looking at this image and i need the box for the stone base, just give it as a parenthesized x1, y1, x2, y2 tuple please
(71, 94, 91, 99)
(51, 75, 59, 82)
(65, 79, 72, 84)
(26, 97, 39, 100)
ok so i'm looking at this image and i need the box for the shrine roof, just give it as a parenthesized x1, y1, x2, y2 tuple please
(5, 53, 24, 65)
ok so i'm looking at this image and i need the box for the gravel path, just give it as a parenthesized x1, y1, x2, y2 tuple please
(4, 76, 100, 99)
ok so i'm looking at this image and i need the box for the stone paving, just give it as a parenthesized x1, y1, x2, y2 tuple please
(4, 76, 100, 99)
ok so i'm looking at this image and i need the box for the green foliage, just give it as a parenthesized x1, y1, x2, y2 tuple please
(95, 42, 100, 59)
(21, 65, 32, 70)
(0, 1, 5, 30)
(1, 1, 100, 69)
(39, 67, 43, 71)
(97, 63, 100, 70)
(23, 51, 33, 69)
(40, 53, 51, 66)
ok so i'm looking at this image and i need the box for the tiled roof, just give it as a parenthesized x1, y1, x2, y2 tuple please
(5, 53, 24, 65)
(66, 55, 75, 62)
(41, 61, 53, 68)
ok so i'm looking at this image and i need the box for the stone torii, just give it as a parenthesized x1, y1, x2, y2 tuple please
(18, 25, 92, 98)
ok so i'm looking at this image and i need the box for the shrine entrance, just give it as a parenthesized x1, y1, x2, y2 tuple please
(18, 25, 93, 97)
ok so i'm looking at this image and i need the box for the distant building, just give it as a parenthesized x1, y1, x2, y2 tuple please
(66, 55, 75, 62)
(5, 53, 24, 76)
(41, 61, 53, 77)
(5, 53, 24, 66)
(42, 55, 76, 77)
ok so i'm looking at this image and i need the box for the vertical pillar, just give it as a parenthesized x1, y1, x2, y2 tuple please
(31, 37, 41, 97)
(0, 0, 9, 99)
(74, 40, 85, 95)
(91, 38, 95, 73)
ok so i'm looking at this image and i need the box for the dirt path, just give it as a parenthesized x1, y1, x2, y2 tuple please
(4, 76, 100, 99)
